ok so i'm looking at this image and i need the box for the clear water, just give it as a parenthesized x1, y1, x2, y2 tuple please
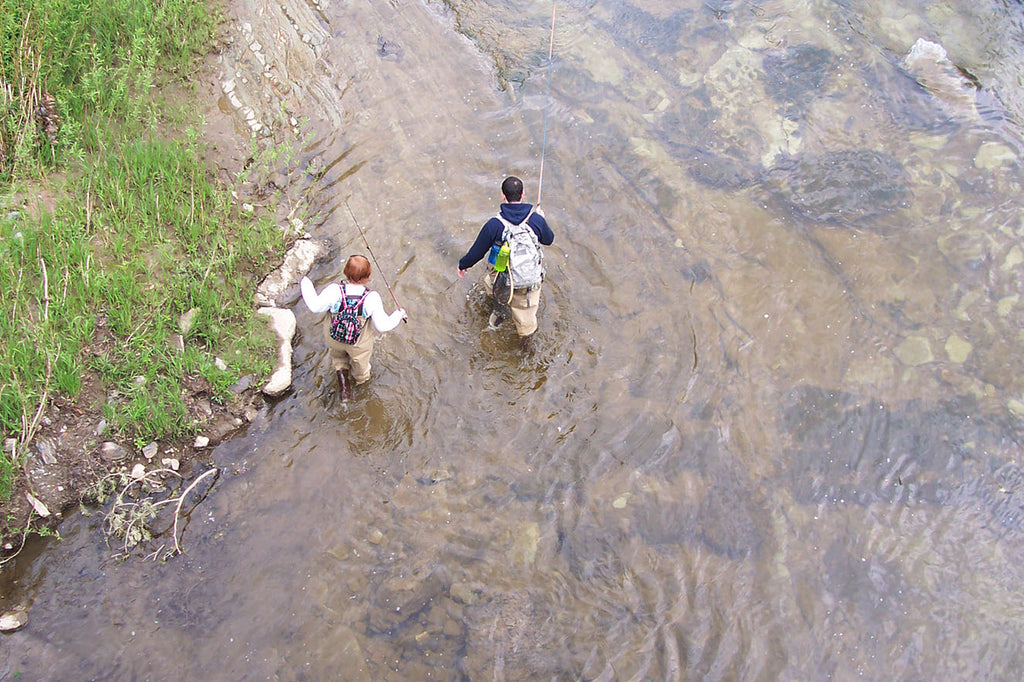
(6, 0, 1024, 678)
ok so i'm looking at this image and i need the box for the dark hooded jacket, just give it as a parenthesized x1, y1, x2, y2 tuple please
(458, 202, 554, 271)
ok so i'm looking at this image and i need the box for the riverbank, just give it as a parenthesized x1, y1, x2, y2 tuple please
(0, 1, 291, 567)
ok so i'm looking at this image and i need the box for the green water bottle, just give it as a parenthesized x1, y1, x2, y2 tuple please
(494, 242, 510, 272)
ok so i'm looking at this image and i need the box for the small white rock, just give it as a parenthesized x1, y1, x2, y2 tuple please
(26, 492, 51, 517)
(0, 607, 29, 632)
(131, 463, 147, 480)
(179, 308, 198, 335)
(194, 436, 210, 448)
(161, 458, 180, 471)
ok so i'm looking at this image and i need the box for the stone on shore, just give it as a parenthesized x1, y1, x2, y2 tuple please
(100, 441, 130, 462)
(256, 237, 332, 307)
(179, 308, 198, 335)
(0, 606, 29, 632)
(258, 306, 296, 397)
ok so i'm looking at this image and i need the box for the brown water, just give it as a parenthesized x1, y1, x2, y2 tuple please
(6, 0, 1024, 678)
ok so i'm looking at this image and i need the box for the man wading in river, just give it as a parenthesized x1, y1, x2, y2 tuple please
(457, 176, 554, 348)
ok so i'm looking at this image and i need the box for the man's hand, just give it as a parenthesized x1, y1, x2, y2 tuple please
(458, 269, 467, 278)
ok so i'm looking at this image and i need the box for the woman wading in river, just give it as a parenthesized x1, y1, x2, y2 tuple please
(300, 254, 407, 398)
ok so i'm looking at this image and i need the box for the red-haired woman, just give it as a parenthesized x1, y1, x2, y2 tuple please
(300, 254, 406, 395)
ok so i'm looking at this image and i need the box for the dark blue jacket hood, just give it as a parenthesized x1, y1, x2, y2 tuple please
(499, 202, 535, 225)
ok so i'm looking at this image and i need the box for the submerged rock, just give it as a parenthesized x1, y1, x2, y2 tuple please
(763, 44, 837, 105)
(937, 230, 990, 272)
(945, 335, 973, 364)
(687, 151, 761, 190)
(974, 141, 1017, 170)
(558, 521, 627, 582)
(460, 589, 576, 680)
(901, 38, 980, 123)
(770, 150, 907, 224)
(631, 482, 766, 559)
(779, 385, 1024, 531)
(368, 567, 449, 634)
(863, 59, 957, 134)
(698, 484, 767, 559)
(894, 336, 934, 366)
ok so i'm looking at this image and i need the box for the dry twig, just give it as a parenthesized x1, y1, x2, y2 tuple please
(172, 468, 219, 554)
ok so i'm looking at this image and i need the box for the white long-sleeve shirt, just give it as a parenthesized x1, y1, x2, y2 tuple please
(300, 277, 404, 333)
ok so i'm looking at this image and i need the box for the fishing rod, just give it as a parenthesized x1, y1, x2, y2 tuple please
(536, 0, 557, 207)
(343, 198, 406, 321)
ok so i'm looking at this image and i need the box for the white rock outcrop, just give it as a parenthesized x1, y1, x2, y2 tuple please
(258, 306, 297, 396)
(256, 238, 331, 307)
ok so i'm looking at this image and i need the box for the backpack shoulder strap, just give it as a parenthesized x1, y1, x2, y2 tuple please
(496, 209, 536, 240)
(339, 284, 370, 312)
(352, 288, 370, 314)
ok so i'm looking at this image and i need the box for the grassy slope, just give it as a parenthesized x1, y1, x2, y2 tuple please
(0, 1, 284, 526)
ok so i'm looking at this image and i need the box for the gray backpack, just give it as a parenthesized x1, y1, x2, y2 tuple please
(496, 212, 543, 289)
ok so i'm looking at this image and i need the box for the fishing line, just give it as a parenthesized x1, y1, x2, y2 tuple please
(536, 0, 556, 206)
(343, 198, 405, 318)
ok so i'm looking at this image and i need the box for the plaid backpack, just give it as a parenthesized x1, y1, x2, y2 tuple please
(329, 287, 369, 344)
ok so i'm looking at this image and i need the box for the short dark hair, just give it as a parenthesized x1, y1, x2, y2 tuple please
(344, 254, 371, 283)
(501, 176, 524, 202)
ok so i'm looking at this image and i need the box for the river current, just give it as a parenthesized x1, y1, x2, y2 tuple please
(5, 0, 1024, 679)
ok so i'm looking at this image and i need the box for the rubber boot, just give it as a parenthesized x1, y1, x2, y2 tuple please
(337, 369, 353, 401)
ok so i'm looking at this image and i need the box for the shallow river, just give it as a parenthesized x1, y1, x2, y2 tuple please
(6, 0, 1024, 678)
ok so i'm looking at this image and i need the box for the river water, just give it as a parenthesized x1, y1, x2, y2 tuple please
(5, 0, 1024, 678)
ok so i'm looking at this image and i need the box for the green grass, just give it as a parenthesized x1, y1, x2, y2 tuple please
(0, 0, 286, 503)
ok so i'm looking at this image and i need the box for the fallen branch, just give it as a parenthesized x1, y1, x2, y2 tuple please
(94, 466, 219, 560)
(96, 467, 180, 559)
(172, 468, 219, 554)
